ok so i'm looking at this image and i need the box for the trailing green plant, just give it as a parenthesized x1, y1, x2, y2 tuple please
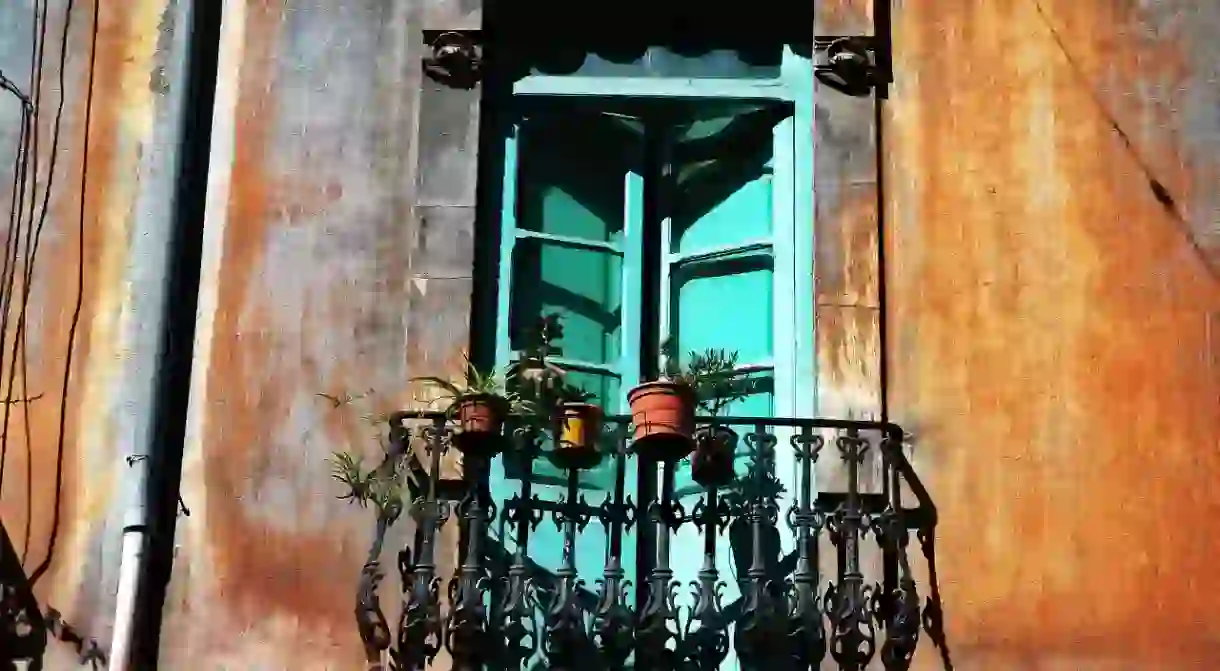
(318, 390, 413, 665)
(508, 312, 597, 418)
(410, 354, 526, 416)
(658, 339, 759, 417)
(328, 449, 409, 523)
(320, 390, 414, 524)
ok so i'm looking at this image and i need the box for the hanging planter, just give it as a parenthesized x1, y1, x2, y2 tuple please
(549, 401, 605, 471)
(451, 393, 511, 456)
(412, 360, 516, 459)
(690, 424, 738, 487)
(630, 343, 758, 466)
(627, 380, 696, 462)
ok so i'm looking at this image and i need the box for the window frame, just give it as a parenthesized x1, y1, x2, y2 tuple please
(493, 47, 816, 422)
(483, 48, 817, 657)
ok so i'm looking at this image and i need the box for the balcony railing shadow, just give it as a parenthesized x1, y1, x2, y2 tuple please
(1, 520, 47, 670)
(357, 411, 939, 671)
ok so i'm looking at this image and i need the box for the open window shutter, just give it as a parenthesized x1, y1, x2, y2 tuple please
(658, 102, 797, 491)
(657, 103, 797, 665)
(491, 107, 645, 629)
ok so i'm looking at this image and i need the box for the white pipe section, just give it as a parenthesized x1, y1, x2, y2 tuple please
(108, 530, 146, 670)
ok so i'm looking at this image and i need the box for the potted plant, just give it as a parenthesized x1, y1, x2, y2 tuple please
(550, 384, 603, 470)
(687, 349, 757, 487)
(509, 313, 605, 470)
(625, 341, 698, 461)
(411, 357, 520, 457)
(626, 341, 755, 467)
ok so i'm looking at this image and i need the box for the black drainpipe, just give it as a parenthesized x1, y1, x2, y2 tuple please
(874, 0, 893, 423)
(130, 1, 222, 666)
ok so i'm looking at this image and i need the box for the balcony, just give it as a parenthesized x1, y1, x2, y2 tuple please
(358, 410, 937, 671)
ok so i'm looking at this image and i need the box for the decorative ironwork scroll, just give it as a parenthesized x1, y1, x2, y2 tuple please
(363, 412, 934, 671)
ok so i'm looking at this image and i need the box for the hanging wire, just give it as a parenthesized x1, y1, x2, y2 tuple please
(29, 0, 97, 587)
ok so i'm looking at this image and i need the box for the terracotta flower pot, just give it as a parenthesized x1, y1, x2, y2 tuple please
(451, 393, 509, 457)
(627, 381, 695, 462)
(691, 425, 739, 487)
(549, 402, 604, 471)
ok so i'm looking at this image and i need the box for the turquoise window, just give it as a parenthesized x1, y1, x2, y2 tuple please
(485, 40, 814, 669)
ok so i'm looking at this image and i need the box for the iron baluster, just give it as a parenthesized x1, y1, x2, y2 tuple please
(444, 454, 496, 670)
(683, 485, 731, 670)
(355, 422, 410, 668)
(636, 460, 682, 670)
(734, 425, 788, 669)
(544, 466, 594, 668)
(395, 418, 450, 671)
(824, 430, 879, 670)
(496, 426, 543, 669)
(787, 429, 826, 669)
(877, 433, 920, 670)
(593, 431, 635, 669)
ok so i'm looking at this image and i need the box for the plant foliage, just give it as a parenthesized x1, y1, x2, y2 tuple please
(658, 339, 760, 417)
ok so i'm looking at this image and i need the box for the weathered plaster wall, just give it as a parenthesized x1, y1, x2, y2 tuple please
(0, 1, 199, 666)
(162, 1, 479, 668)
(881, 0, 1220, 667)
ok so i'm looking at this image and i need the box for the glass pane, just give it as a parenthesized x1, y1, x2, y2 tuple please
(672, 255, 774, 364)
(670, 104, 787, 253)
(517, 113, 642, 242)
(509, 239, 623, 367)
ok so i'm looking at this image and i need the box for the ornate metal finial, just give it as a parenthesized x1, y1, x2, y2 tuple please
(814, 37, 878, 96)
(423, 31, 482, 89)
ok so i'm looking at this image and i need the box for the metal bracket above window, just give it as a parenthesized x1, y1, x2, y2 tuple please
(814, 36, 883, 97)
(422, 30, 483, 89)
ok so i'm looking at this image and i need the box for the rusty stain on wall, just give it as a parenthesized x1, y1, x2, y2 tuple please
(164, 1, 472, 667)
(0, 2, 191, 667)
(886, 0, 1220, 667)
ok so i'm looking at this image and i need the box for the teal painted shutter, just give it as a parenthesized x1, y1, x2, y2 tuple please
(659, 102, 797, 491)
(658, 102, 798, 668)
(490, 107, 644, 629)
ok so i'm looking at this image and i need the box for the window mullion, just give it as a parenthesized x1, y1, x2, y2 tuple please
(495, 125, 520, 369)
(656, 124, 675, 370)
(618, 161, 645, 413)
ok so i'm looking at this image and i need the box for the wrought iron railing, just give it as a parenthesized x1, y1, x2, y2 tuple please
(360, 411, 937, 671)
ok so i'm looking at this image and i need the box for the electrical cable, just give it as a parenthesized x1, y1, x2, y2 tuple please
(29, 0, 96, 587)
(0, 103, 32, 498)
(9, 0, 78, 571)
(0, 0, 47, 506)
